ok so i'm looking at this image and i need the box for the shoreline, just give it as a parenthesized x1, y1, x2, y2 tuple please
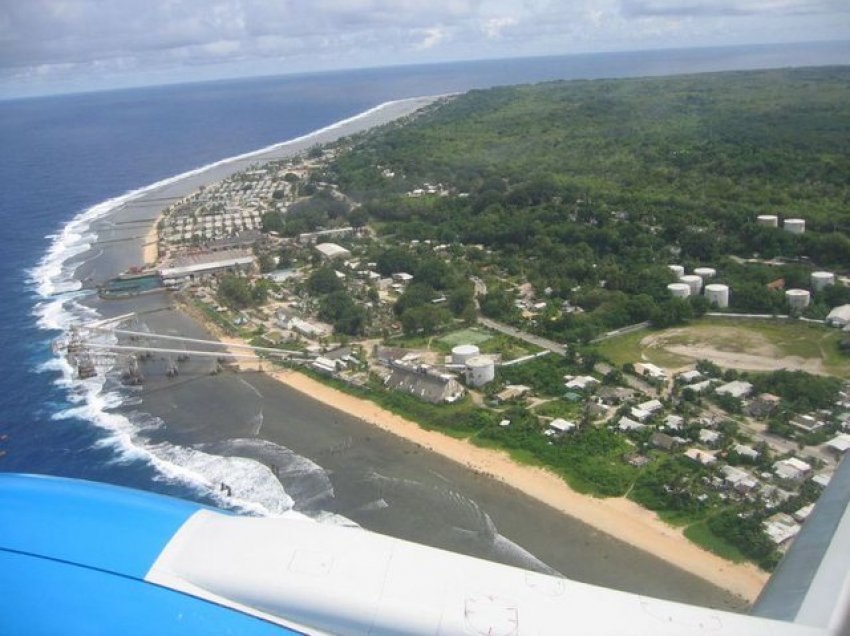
(264, 364, 768, 602)
(214, 337, 766, 601)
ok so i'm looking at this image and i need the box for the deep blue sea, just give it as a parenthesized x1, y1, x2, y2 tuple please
(1, 42, 848, 503)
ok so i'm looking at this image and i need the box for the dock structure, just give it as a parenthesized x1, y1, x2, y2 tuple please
(55, 315, 313, 381)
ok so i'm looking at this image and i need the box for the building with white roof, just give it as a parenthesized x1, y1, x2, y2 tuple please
(793, 503, 815, 523)
(677, 370, 703, 384)
(686, 380, 714, 394)
(716, 380, 753, 399)
(684, 448, 717, 466)
(733, 444, 760, 461)
(763, 513, 801, 545)
(699, 429, 722, 446)
(618, 417, 646, 432)
(314, 243, 351, 260)
(637, 399, 663, 414)
(547, 418, 577, 435)
(564, 375, 600, 392)
(774, 457, 813, 483)
(663, 414, 684, 431)
(826, 304, 850, 328)
(826, 433, 850, 456)
(634, 362, 667, 380)
(721, 465, 759, 493)
(159, 249, 256, 283)
(630, 407, 653, 422)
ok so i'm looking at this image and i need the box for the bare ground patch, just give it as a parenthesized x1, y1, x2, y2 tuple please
(640, 326, 826, 374)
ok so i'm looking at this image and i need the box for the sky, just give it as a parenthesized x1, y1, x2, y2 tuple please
(1, 0, 848, 98)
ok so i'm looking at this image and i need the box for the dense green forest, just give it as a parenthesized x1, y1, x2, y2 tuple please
(324, 67, 850, 341)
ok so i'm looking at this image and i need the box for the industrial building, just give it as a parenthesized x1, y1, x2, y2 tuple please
(384, 360, 465, 404)
(158, 249, 256, 284)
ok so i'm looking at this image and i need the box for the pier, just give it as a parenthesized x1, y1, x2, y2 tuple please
(55, 315, 313, 382)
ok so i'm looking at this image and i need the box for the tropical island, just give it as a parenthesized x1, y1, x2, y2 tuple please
(93, 66, 850, 599)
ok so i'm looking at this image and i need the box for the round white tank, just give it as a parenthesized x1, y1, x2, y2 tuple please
(667, 265, 685, 278)
(786, 288, 811, 310)
(667, 283, 691, 298)
(704, 283, 729, 308)
(465, 355, 495, 387)
(451, 344, 480, 365)
(811, 271, 835, 292)
(756, 214, 779, 227)
(679, 274, 703, 295)
(784, 218, 806, 234)
(693, 267, 716, 280)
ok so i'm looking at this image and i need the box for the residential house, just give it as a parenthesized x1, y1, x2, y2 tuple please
(547, 418, 577, 435)
(763, 513, 801, 546)
(618, 417, 646, 432)
(563, 375, 600, 392)
(699, 429, 722, 447)
(684, 448, 717, 466)
(733, 444, 760, 461)
(663, 414, 684, 431)
(748, 393, 781, 418)
(716, 380, 753, 399)
(650, 432, 678, 451)
(596, 387, 634, 405)
(773, 457, 813, 484)
(826, 433, 850, 457)
(790, 414, 827, 434)
(721, 465, 759, 494)
(677, 369, 703, 385)
(494, 385, 531, 404)
(634, 362, 667, 380)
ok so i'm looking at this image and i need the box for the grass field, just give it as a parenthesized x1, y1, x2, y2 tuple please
(438, 328, 493, 346)
(593, 317, 850, 378)
(683, 520, 748, 563)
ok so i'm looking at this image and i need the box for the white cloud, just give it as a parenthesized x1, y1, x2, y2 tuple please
(0, 0, 847, 96)
(482, 16, 518, 39)
(416, 27, 447, 50)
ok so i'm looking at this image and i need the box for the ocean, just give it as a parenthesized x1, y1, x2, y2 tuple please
(1, 42, 848, 604)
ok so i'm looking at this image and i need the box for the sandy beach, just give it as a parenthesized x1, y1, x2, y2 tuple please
(264, 367, 768, 601)
(142, 221, 159, 266)
(215, 336, 766, 600)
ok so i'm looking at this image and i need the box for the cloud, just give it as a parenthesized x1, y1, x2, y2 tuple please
(416, 27, 447, 50)
(620, 0, 850, 18)
(481, 16, 519, 39)
(0, 0, 847, 96)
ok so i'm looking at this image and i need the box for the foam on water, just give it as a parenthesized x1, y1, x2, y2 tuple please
(25, 99, 421, 518)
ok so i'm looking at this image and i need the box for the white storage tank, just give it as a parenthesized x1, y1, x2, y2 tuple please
(786, 288, 811, 310)
(465, 355, 495, 387)
(693, 267, 716, 280)
(704, 283, 730, 308)
(667, 265, 685, 278)
(667, 283, 691, 299)
(679, 274, 703, 296)
(811, 271, 835, 292)
(784, 218, 806, 234)
(757, 214, 779, 227)
(451, 344, 480, 365)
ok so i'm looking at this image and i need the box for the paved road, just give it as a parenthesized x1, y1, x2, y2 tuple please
(477, 316, 567, 356)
